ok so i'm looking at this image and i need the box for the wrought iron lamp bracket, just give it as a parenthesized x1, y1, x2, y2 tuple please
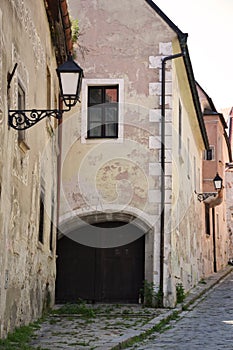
(8, 109, 64, 130)
(195, 191, 217, 202)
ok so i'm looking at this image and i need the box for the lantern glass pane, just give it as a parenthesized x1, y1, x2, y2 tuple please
(60, 72, 79, 96)
(214, 180, 222, 189)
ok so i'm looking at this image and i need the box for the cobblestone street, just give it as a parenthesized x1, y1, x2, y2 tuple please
(127, 271, 233, 349)
(1, 267, 231, 349)
(29, 305, 168, 350)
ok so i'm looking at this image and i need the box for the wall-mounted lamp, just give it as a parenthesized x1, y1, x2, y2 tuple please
(196, 173, 223, 202)
(8, 54, 83, 130)
(212, 172, 223, 190)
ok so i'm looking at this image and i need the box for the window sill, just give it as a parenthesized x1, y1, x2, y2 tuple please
(86, 136, 118, 140)
(83, 137, 123, 144)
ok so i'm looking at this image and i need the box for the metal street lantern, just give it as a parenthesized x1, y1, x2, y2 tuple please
(195, 172, 223, 202)
(56, 54, 83, 109)
(213, 173, 223, 190)
(8, 54, 83, 130)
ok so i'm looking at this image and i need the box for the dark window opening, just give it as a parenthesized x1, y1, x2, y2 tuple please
(87, 86, 118, 138)
(49, 198, 54, 251)
(205, 204, 210, 235)
(38, 191, 45, 244)
(47, 67, 51, 109)
(204, 146, 215, 161)
(18, 82, 26, 142)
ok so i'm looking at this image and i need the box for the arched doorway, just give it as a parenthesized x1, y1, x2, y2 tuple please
(55, 221, 145, 303)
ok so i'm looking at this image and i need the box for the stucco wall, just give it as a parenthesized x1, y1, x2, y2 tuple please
(202, 116, 230, 274)
(0, 0, 59, 337)
(61, 0, 176, 294)
(60, 0, 213, 307)
(226, 170, 233, 259)
(165, 59, 205, 304)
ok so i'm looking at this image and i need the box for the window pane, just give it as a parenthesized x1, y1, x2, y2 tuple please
(89, 88, 102, 104)
(105, 88, 118, 103)
(105, 106, 118, 122)
(87, 85, 119, 138)
(88, 107, 103, 122)
(89, 122, 102, 137)
(105, 123, 117, 137)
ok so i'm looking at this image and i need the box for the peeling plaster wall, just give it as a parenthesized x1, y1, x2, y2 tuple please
(226, 170, 233, 259)
(0, 0, 59, 338)
(162, 57, 206, 306)
(61, 0, 177, 296)
(62, 0, 207, 307)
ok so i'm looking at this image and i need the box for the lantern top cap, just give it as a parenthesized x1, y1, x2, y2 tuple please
(213, 173, 222, 182)
(56, 54, 83, 74)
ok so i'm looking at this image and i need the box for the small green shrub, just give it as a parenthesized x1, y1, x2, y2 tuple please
(0, 321, 42, 350)
(176, 283, 185, 303)
(140, 280, 163, 307)
(199, 278, 207, 284)
(71, 18, 79, 43)
(52, 300, 95, 318)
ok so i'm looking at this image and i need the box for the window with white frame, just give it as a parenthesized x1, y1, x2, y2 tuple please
(88, 85, 118, 138)
(81, 79, 124, 143)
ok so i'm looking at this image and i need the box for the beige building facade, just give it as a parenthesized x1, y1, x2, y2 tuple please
(57, 0, 216, 307)
(0, 0, 71, 338)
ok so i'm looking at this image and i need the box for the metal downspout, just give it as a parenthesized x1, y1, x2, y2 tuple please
(212, 207, 217, 272)
(160, 51, 185, 306)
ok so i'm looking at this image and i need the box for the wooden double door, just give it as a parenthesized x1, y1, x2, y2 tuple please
(56, 222, 145, 303)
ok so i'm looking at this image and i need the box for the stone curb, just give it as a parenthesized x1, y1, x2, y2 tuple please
(94, 265, 233, 350)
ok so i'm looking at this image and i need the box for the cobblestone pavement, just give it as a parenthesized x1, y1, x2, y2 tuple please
(126, 271, 233, 350)
(28, 267, 233, 350)
(29, 304, 169, 350)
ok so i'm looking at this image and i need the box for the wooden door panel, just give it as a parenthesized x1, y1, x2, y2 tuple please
(56, 236, 95, 302)
(56, 223, 145, 303)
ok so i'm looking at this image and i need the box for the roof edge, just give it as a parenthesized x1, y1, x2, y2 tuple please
(145, 0, 209, 149)
(44, 0, 73, 64)
(181, 47, 209, 149)
(145, 0, 187, 41)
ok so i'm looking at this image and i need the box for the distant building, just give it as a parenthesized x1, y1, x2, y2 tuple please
(197, 83, 232, 274)
(225, 107, 233, 259)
